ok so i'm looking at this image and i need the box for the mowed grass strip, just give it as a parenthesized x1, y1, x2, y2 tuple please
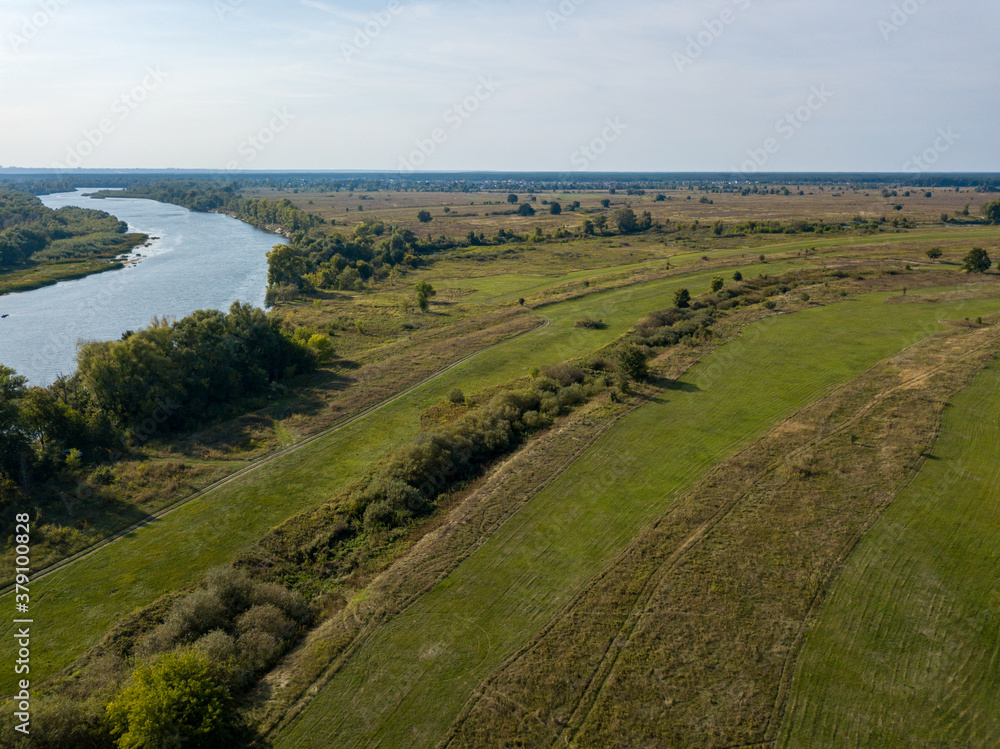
(0, 259, 802, 694)
(777, 359, 1000, 748)
(274, 293, 1000, 749)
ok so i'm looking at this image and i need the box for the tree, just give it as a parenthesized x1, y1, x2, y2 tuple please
(926, 247, 943, 260)
(613, 208, 639, 234)
(733, 271, 743, 282)
(962, 247, 992, 273)
(507, 194, 519, 204)
(601, 199, 611, 208)
(0, 366, 30, 487)
(616, 345, 649, 383)
(984, 199, 1000, 225)
(106, 650, 232, 749)
(266, 245, 306, 289)
(415, 280, 436, 311)
(417, 210, 432, 223)
(592, 214, 608, 234)
(674, 288, 691, 309)
(711, 276, 725, 293)
(518, 203, 535, 217)
(307, 334, 335, 365)
(550, 202, 562, 216)
(713, 220, 725, 236)
(581, 219, 594, 236)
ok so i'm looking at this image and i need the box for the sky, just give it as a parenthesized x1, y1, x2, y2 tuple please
(1, 0, 998, 173)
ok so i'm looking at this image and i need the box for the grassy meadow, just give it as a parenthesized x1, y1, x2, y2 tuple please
(274, 291, 1000, 749)
(778, 360, 1000, 748)
(0, 256, 809, 693)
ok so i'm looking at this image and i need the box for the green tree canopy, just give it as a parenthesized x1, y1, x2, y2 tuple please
(962, 247, 992, 273)
(415, 280, 436, 311)
(106, 649, 233, 749)
(518, 203, 536, 217)
(266, 244, 307, 289)
(674, 288, 691, 309)
(549, 202, 562, 215)
(417, 210, 432, 223)
(0, 366, 29, 486)
(983, 199, 1000, 225)
(613, 208, 639, 234)
(616, 345, 649, 383)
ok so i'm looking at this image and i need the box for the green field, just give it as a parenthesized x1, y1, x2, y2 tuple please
(274, 291, 1000, 748)
(778, 360, 1000, 748)
(0, 259, 809, 694)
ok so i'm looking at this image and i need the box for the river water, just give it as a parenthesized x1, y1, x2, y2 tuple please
(0, 189, 285, 386)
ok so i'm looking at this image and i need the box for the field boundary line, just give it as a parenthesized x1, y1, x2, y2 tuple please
(0, 315, 550, 599)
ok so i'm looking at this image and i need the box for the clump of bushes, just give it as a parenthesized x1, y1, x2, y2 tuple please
(242, 368, 608, 590)
(574, 317, 607, 329)
(3, 567, 308, 748)
(137, 567, 310, 688)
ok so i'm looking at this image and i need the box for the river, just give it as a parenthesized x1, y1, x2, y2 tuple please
(0, 189, 285, 386)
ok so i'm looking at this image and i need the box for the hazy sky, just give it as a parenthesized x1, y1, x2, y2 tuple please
(2, 0, 998, 172)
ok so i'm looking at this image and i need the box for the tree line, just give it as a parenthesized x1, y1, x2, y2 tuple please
(0, 303, 330, 507)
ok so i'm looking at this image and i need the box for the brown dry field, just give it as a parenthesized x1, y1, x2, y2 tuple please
(248, 186, 995, 238)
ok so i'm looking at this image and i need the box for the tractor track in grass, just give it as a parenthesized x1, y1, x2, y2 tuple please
(0, 315, 550, 600)
(438, 320, 1000, 749)
(554, 329, 1000, 748)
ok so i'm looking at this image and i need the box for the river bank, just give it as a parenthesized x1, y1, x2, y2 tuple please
(0, 232, 149, 296)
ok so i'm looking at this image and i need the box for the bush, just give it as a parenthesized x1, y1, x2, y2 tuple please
(926, 247, 943, 259)
(235, 630, 282, 672)
(448, 388, 465, 404)
(764, 300, 778, 310)
(574, 317, 607, 329)
(542, 363, 586, 387)
(207, 566, 253, 614)
(616, 345, 649, 383)
(194, 630, 238, 663)
(236, 605, 296, 641)
(166, 589, 227, 644)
